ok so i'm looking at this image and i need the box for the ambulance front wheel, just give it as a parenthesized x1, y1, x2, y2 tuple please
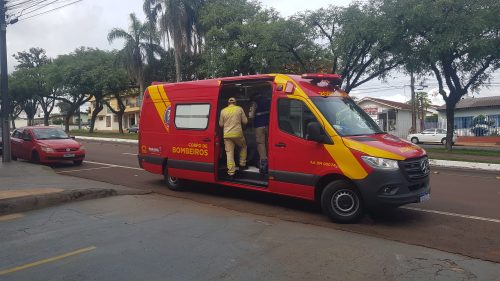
(321, 180, 364, 223)
(163, 167, 184, 191)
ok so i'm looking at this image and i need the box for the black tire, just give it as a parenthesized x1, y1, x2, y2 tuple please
(320, 180, 364, 223)
(441, 138, 447, 146)
(163, 166, 184, 191)
(11, 154, 17, 161)
(73, 160, 83, 165)
(31, 151, 40, 164)
(411, 137, 419, 144)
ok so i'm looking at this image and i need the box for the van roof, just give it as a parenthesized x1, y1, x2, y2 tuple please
(149, 73, 347, 97)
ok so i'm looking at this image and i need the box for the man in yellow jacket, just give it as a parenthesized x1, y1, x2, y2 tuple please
(219, 97, 248, 177)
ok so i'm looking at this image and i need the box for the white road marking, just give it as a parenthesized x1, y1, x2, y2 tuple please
(121, 153, 138, 156)
(402, 206, 500, 223)
(84, 160, 143, 171)
(56, 166, 115, 174)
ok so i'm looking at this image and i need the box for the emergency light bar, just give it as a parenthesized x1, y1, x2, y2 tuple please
(301, 73, 343, 86)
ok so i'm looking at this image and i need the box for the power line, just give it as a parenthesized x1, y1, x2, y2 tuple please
(16, 0, 82, 21)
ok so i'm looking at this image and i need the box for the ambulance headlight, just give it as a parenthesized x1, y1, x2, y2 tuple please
(361, 156, 399, 170)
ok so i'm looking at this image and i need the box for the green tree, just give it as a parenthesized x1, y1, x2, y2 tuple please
(406, 91, 432, 130)
(13, 48, 55, 125)
(9, 69, 39, 126)
(200, 0, 322, 77)
(304, 3, 401, 93)
(108, 13, 162, 98)
(155, 0, 203, 81)
(381, 0, 500, 149)
(48, 48, 109, 132)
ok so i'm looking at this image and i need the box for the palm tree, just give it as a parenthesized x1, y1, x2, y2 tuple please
(149, 0, 202, 82)
(143, 0, 162, 63)
(108, 13, 159, 98)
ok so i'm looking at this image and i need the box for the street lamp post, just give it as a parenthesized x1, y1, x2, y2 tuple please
(0, 0, 11, 162)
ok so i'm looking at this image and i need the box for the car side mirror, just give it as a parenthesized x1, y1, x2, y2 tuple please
(306, 122, 333, 144)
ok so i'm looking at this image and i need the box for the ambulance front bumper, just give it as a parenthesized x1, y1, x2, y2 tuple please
(353, 166, 430, 208)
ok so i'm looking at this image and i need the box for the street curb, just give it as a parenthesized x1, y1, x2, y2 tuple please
(0, 188, 152, 215)
(430, 159, 500, 172)
(75, 136, 138, 144)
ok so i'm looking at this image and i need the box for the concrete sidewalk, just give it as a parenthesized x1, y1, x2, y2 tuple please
(0, 161, 150, 215)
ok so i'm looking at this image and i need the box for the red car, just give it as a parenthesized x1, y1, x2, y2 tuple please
(11, 126, 85, 165)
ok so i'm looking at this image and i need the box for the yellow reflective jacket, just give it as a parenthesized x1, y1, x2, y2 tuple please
(219, 104, 248, 138)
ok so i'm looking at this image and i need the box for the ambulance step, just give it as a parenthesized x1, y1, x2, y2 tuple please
(222, 177, 268, 188)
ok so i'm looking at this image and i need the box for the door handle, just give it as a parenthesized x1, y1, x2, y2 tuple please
(275, 142, 286, 147)
(202, 138, 211, 142)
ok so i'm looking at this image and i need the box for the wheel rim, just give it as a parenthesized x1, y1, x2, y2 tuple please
(168, 176, 179, 186)
(442, 139, 447, 145)
(331, 189, 359, 217)
(411, 138, 418, 144)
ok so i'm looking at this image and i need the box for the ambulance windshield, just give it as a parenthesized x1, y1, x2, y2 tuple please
(312, 97, 384, 136)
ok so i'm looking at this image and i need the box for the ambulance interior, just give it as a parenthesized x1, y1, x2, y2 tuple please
(217, 81, 272, 186)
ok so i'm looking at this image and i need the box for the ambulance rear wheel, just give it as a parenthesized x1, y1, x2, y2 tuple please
(321, 180, 364, 223)
(163, 167, 184, 191)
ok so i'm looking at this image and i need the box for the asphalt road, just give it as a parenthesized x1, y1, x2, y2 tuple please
(3, 195, 499, 281)
(52, 140, 500, 263)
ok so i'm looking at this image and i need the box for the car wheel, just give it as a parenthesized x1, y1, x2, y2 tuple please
(11, 154, 17, 161)
(73, 160, 83, 165)
(411, 137, 419, 144)
(31, 151, 40, 164)
(441, 138, 447, 146)
(163, 166, 184, 191)
(321, 180, 364, 223)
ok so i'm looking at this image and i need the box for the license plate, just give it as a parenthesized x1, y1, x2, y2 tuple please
(419, 193, 430, 202)
(63, 154, 75, 158)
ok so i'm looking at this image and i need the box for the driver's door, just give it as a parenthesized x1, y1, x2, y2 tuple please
(420, 129, 435, 142)
(268, 96, 335, 200)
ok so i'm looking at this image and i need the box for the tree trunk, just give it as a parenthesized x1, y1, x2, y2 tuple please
(43, 111, 50, 126)
(117, 111, 124, 134)
(89, 103, 103, 133)
(174, 49, 182, 82)
(445, 104, 456, 151)
(64, 114, 71, 133)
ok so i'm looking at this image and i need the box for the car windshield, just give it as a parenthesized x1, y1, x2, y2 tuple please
(32, 128, 70, 140)
(311, 96, 384, 136)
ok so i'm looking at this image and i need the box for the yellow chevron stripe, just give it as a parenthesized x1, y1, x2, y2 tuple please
(147, 85, 171, 132)
(275, 74, 368, 180)
(343, 138, 405, 161)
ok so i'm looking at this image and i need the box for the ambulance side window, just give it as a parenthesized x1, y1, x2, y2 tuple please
(278, 99, 316, 139)
(175, 103, 211, 130)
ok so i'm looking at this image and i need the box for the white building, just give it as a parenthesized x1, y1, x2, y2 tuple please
(357, 97, 428, 138)
(437, 96, 500, 136)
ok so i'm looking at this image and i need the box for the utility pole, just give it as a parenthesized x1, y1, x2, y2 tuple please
(0, 0, 11, 162)
(410, 71, 416, 133)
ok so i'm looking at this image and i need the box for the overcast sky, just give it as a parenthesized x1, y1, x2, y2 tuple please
(7, 0, 499, 105)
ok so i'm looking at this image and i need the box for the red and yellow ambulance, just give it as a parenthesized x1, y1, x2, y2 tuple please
(138, 74, 430, 223)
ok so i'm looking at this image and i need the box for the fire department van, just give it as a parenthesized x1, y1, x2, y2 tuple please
(138, 74, 430, 223)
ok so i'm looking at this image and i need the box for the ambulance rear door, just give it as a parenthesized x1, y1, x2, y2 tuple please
(167, 88, 219, 183)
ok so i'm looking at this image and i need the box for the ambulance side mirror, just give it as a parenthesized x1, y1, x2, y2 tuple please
(306, 122, 333, 144)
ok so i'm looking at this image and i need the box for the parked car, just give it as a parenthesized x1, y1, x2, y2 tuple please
(10, 126, 85, 165)
(127, 125, 139, 133)
(407, 128, 457, 145)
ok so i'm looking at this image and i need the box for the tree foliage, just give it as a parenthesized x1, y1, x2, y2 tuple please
(304, 2, 401, 93)
(381, 0, 500, 149)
